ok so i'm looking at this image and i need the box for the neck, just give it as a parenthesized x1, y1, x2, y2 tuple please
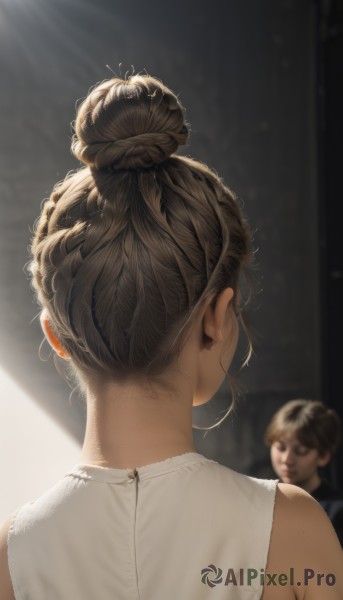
(80, 377, 196, 470)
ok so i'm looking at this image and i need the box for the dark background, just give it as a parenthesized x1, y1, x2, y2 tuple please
(0, 0, 342, 483)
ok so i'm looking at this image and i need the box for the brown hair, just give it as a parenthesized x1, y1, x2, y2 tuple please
(265, 399, 341, 457)
(29, 74, 252, 406)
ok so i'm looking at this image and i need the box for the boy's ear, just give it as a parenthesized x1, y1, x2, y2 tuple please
(40, 309, 70, 360)
(202, 288, 235, 347)
(317, 450, 331, 468)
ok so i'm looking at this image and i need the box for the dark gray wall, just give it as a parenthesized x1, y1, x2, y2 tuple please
(0, 0, 320, 476)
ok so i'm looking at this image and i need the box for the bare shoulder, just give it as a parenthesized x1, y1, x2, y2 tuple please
(0, 513, 17, 600)
(262, 483, 343, 599)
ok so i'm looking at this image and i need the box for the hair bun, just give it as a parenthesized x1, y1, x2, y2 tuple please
(72, 75, 189, 170)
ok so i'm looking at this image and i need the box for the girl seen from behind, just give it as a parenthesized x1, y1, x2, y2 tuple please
(0, 75, 342, 599)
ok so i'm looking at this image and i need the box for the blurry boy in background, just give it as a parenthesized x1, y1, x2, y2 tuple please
(265, 399, 343, 546)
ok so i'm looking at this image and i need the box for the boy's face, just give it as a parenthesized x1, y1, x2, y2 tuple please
(270, 431, 330, 493)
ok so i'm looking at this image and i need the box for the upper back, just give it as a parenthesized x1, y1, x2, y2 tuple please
(5, 452, 276, 600)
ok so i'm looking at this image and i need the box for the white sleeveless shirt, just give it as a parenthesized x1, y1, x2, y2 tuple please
(7, 452, 277, 599)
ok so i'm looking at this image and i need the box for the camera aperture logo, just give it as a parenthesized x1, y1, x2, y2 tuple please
(201, 564, 223, 588)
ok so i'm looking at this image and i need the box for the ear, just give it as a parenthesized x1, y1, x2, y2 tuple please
(202, 288, 235, 348)
(317, 450, 332, 468)
(40, 309, 70, 360)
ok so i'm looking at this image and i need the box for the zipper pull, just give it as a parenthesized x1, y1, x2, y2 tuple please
(128, 468, 138, 480)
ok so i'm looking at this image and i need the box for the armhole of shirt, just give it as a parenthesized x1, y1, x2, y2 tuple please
(263, 480, 279, 573)
(7, 506, 25, 600)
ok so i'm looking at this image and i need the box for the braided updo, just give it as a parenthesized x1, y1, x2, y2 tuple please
(30, 74, 252, 387)
(71, 76, 188, 171)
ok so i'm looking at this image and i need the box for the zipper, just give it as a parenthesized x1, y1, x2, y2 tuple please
(127, 468, 141, 599)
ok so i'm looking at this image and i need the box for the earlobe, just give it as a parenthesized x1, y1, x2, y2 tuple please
(40, 309, 70, 360)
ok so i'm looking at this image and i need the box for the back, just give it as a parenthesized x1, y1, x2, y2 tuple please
(7, 452, 276, 600)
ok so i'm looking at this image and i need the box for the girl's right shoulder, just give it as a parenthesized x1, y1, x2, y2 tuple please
(262, 483, 343, 599)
